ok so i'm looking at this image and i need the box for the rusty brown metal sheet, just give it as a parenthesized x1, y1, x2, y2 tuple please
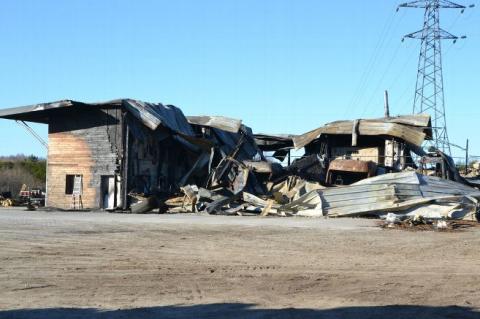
(327, 159, 376, 174)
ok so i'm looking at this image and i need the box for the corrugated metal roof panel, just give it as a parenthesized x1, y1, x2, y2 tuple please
(283, 171, 480, 217)
(187, 116, 242, 134)
(122, 99, 194, 135)
(0, 99, 195, 136)
(353, 171, 420, 185)
(293, 114, 432, 149)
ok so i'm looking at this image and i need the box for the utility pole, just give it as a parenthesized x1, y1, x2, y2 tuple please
(398, 0, 473, 155)
(384, 90, 390, 118)
(465, 138, 469, 175)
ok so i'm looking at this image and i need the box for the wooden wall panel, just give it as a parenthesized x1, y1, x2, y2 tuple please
(46, 107, 122, 209)
(47, 133, 96, 208)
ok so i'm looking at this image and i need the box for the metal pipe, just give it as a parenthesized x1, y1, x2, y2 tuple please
(15, 120, 48, 149)
(465, 139, 469, 175)
(384, 90, 390, 118)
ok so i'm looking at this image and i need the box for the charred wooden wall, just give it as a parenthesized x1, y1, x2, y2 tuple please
(126, 125, 195, 197)
(46, 107, 122, 209)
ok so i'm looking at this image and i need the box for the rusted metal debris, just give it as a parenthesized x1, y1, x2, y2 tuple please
(174, 112, 479, 222)
(326, 159, 377, 185)
(0, 99, 478, 222)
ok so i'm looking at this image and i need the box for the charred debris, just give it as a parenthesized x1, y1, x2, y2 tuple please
(0, 99, 478, 222)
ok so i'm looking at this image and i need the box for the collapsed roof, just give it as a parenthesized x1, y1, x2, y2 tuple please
(293, 114, 433, 149)
(0, 100, 432, 151)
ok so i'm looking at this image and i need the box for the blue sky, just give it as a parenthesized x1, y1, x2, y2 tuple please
(0, 0, 478, 159)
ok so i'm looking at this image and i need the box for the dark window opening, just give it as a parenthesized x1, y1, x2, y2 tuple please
(65, 175, 82, 195)
(65, 175, 75, 194)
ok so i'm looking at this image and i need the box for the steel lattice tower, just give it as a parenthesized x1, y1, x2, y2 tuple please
(399, 0, 467, 155)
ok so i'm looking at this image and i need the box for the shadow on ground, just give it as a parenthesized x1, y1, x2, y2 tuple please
(1, 303, 479, 319)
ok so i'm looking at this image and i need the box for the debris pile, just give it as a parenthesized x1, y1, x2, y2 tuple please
(380, 217, 480, 232)
(152, 114, 480, 222)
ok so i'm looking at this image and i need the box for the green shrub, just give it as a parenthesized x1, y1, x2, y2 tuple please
(0, 155, 46, 196)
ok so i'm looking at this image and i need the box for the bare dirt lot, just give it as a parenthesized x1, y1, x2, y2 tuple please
(0, 208, 479, 319)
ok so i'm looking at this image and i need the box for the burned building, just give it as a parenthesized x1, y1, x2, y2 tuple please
(294, 115, 432, 166)
(186, 115, 268, 199)
(255, 115, 433, 185)
(2, 100, 476, 221)
(0, 99, 208, 210)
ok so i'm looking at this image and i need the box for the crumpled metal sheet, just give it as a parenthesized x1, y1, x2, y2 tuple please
(253, 133, 296, 152)
(212, 126, 263, 161)
(293, 114, 432, 150)
(279, 172, 480, 219)
(122, 99, 194, 135)
(187, 115, 242, 133)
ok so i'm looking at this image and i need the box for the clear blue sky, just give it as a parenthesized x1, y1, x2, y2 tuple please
(0, 0, 478, 159)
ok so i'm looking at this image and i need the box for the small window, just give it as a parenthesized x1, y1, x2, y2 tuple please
(65, 175, 82, 195)
(65, 175, 74, 194)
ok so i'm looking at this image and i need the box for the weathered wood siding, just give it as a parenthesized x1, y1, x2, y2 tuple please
(46, 107, 122, 209)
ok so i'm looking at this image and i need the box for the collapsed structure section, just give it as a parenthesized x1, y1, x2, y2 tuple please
(0, 98, 477, 222)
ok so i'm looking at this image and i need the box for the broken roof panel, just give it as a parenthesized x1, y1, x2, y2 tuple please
(0, 99, 194, 136)
(186, 116, 262, 161)
(211, 125, 262, 161)
(253, 133, 296, 152)
(122, 99, 194, 135)
(187, 116, 242, 134)
(293, 114, 432, 150)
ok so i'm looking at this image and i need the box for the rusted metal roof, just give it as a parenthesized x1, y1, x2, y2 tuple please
(328, 159, 376, 174)
(293, 114, 432, 149)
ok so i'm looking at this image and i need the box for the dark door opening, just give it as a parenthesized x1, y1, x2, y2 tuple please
(100, 175, 115, 209)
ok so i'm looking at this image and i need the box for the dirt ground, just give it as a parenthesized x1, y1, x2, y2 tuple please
(0, 208, 479, 319)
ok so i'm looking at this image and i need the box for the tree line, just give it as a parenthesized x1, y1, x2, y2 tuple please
(0, 155, 46, 198)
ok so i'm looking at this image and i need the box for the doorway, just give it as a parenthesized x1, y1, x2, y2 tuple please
(100, 175, 115, 209)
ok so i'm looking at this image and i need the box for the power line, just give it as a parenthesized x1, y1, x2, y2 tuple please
(344, 6, 401, 117)
(398, 0, 473, 155)
(354, 11, 406, 113)
(387, 41, 420, 93)
(359, 40, 404, 117)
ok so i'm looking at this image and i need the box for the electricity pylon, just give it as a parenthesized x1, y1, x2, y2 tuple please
(398, 0, 471, 155)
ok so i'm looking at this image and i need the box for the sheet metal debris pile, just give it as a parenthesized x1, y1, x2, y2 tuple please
(158, 114, 480, 222)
